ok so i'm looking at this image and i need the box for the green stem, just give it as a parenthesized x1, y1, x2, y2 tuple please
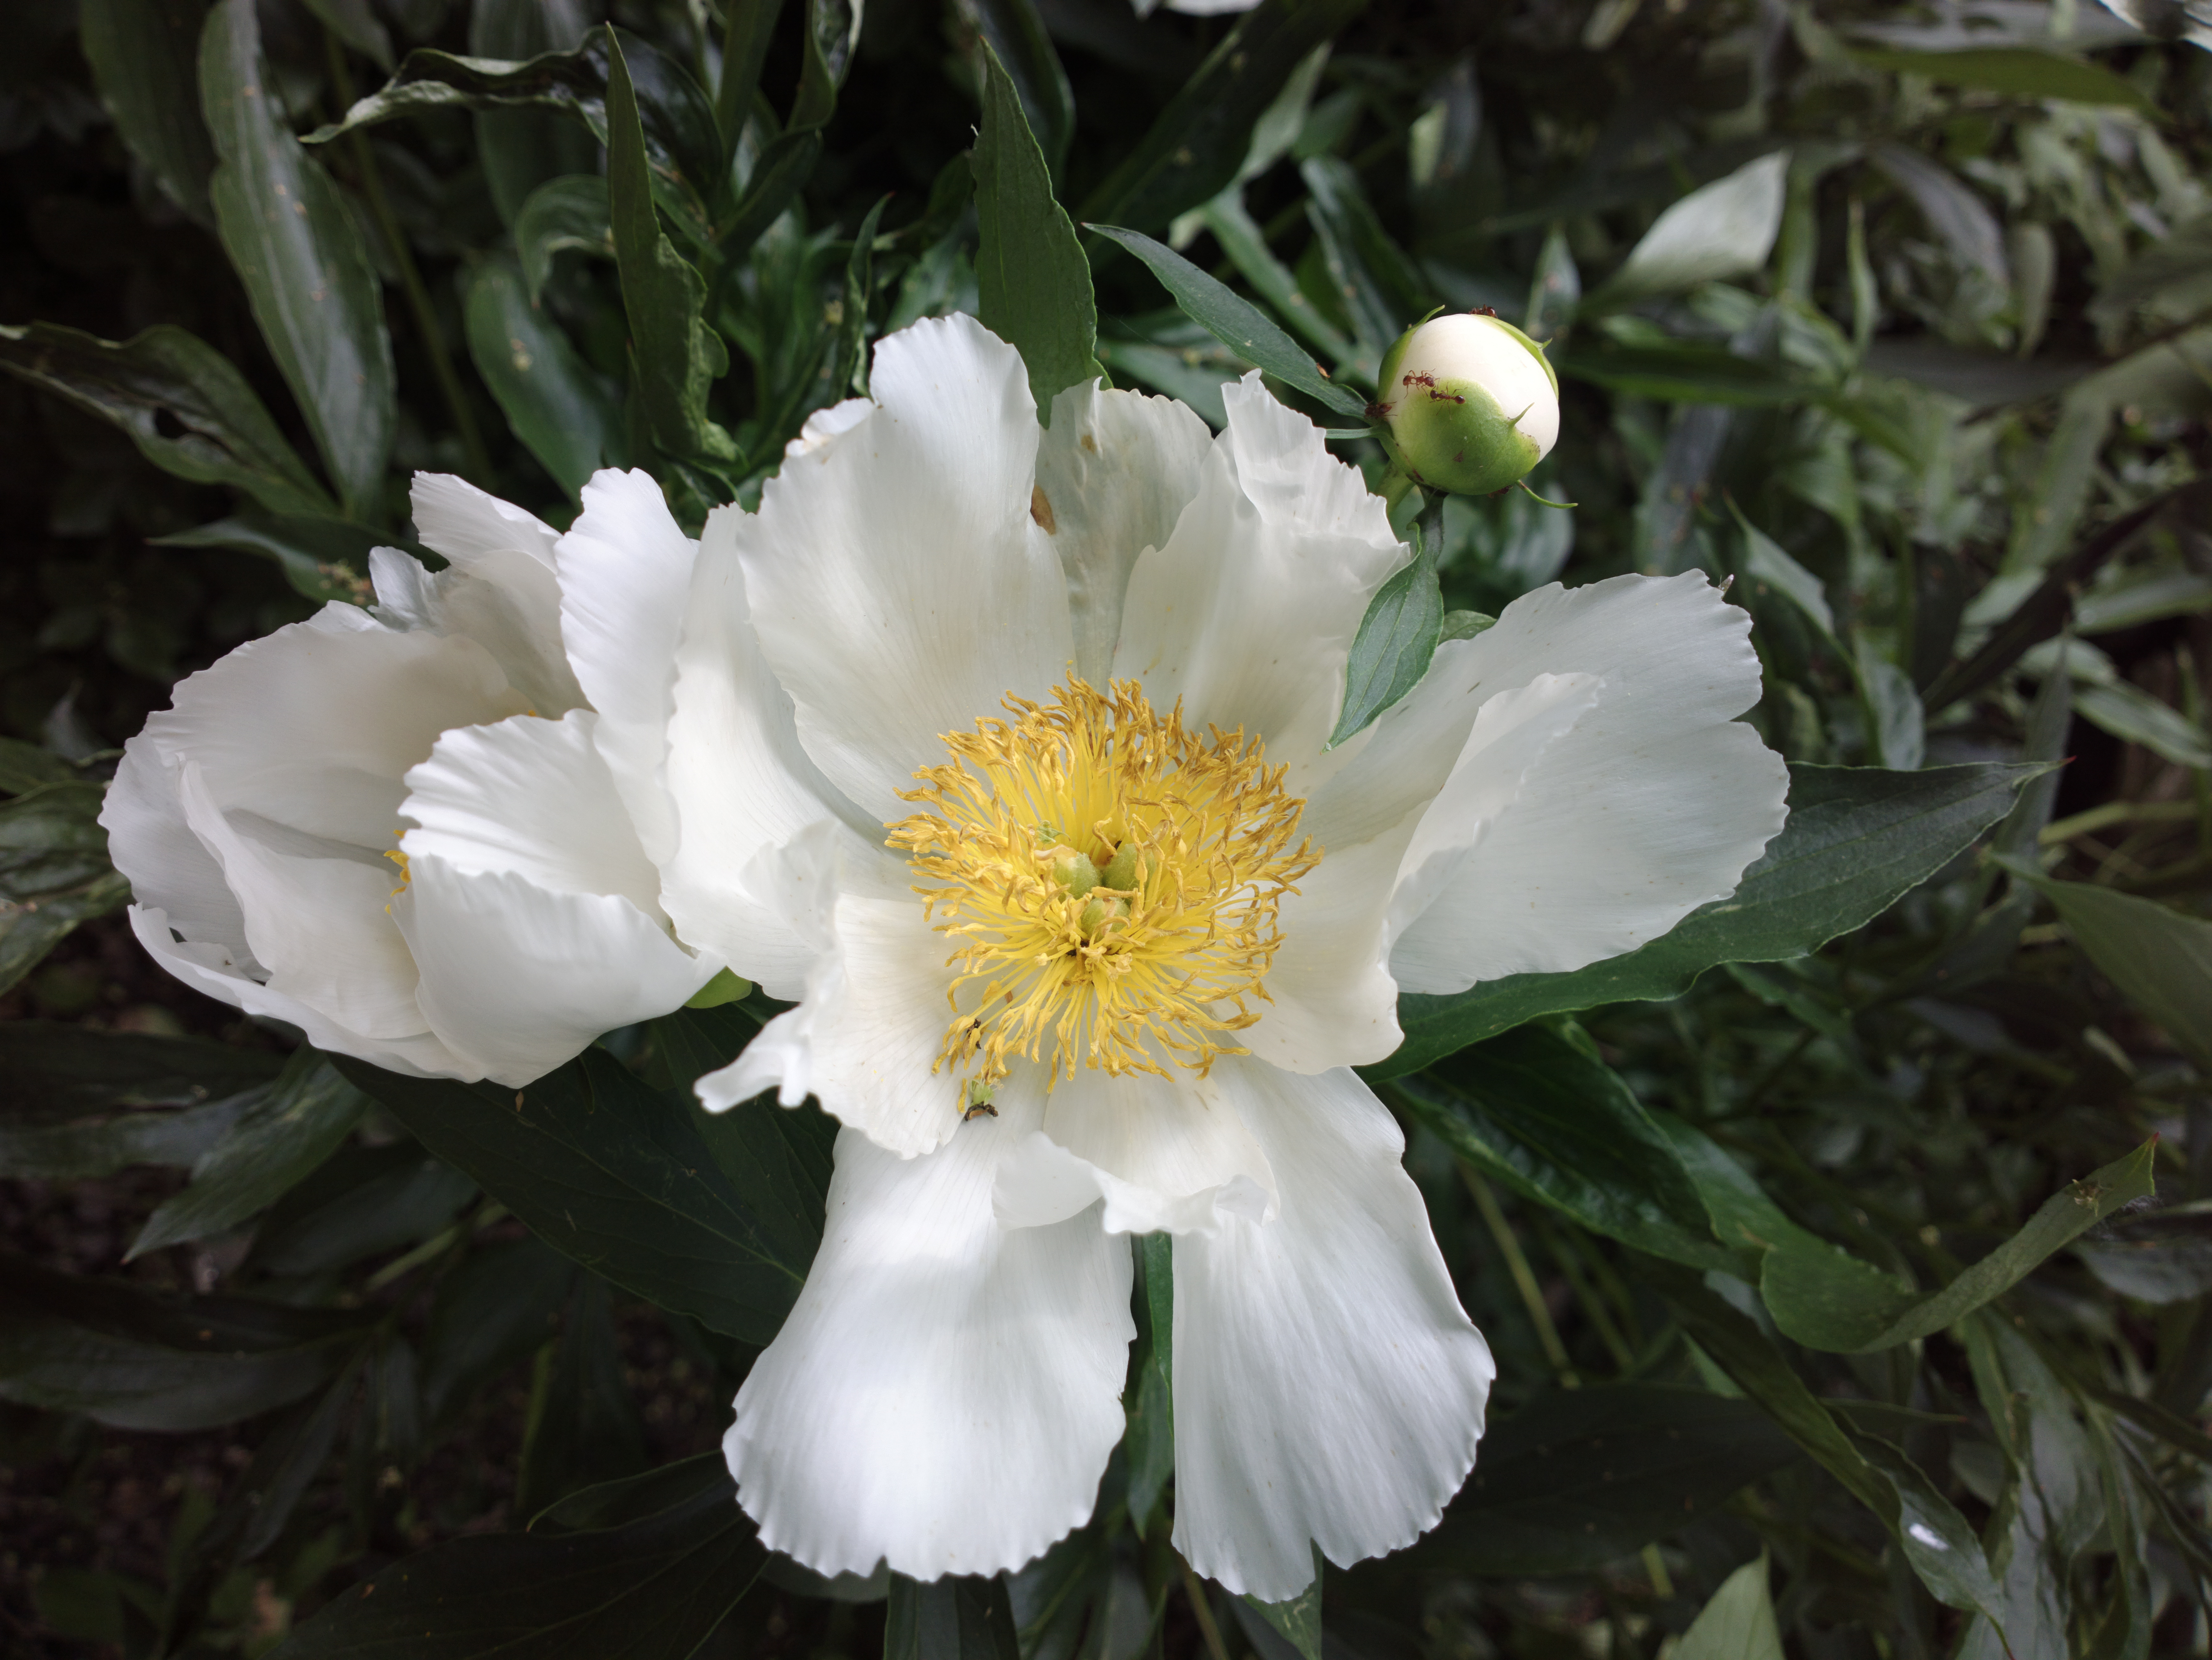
(1461, 1165, 1579, 1387)
(716, 0, 787, 169)
(324, 29, 495, 489)
(1178, 1558, 1232, 1660)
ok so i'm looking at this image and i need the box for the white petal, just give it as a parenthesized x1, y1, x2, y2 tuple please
(1036, 380, 1214, 683)
(1170, 1060, 1494, 1601)
(400, 710, 669, 918)
(171, 761, 436, 1047)
(409, 472, 562, 571)
(1388, 574, 1788, 990)
(131, 619, 524, 850)
(1239, 832, 1410, 1074)
(727, 1105, 1134, 1580)
(1113, 373, 1405, 771)
(101, 738, 252, 965)
(397, 859, 713, 1088)
(1386, 671, 1606, 966)
(124, 905, 465, 1079)
(555, 468, 701, 865)
(735, 314, 1075, 822)
(375, 476, 585, 717)
(695, 877, 965, 1157)
(661, 505, 879, 993)
(990, 1063, 1275, 1236)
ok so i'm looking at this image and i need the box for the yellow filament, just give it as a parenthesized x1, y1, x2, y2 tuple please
(383, 844, 411, 905)
(887, 677, 1319, 1094)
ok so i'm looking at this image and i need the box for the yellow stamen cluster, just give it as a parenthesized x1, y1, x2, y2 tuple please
(383, 843, 411, 908)
(887, 678, 1319, 1095)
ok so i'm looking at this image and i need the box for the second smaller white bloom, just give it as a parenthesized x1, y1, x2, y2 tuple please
(102, 475, 718, 1084)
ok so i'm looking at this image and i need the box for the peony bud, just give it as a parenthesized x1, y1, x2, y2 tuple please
(1370, 310, 1560, 495)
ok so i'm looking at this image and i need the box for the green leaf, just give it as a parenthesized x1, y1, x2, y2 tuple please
(0, 872, 132, 999)
(1558, 340, 1826, 405)
(829, 195, 891, 401)
(715, 0, 787, 168)
(1300, 154, 1425, 350)
(1847, 45, 2162, 118)
(269, 1459, 765, 1658)
(2070, 679, 2212, 770)
(1391, 1025, 1729, 1269)
(712, 0, 854, 265)
(153, 508, 384, 604)
(605, 26, 738, 465)
(1761, 1139, 2158, 1352)
(1922, 481, 2204, 714)
(961, 0, 1075, 183)
(1371, 762, 2039, 1079)
(1586, 152, 1789, 310)
(2001, 863, 2212, 1071)
(1087, 225, 1367, 419)
(885, 1574, 1021, 1660)
(418, 1238, 575, 1427)
(514, 173, 612, 302)
(0, 1091, 257, 1182)
(463, 253, 623, 498)
(0, 1251, 367, 1431)
(974, 42, 1102, 423)
(79, 0, 216, 226)
(333, 1051, 821, 1345)
(1417, 1386, 1800, 1574)
(1729, 501, 1835, 641)
(0, 1020, 285, 1113)
(1079, 0, 1368, 234)
(1650, 1262, 2010, 1633)
(300, 0, 393, 68)
(199, 0, 394, 518)
(1856, 637, 1926, 771)
(246, 1143, 476, 1278)
(0, 322, 334, 517)
(310, 32, 722, 246)
(1241, 1555, 1323, 1660)
(1330, 511, 1440, 746)
(129, 1050, 370, 1258)
(1674, 1556, 1782, 1660)
(0, 740, 75, 795)
(517, 1273, 649, 1518)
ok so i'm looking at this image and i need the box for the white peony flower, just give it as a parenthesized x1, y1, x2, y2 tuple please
(101, 475, 718, 1085)
(572, 314, 1790, 1598)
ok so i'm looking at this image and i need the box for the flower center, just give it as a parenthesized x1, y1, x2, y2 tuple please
(888, 678, 1319, 1097)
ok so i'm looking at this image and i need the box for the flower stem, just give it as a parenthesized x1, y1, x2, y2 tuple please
(1178, 1558, 1232, 1660)
(1460, 1165, 1579, 1387)
(322, 28, 495, 489)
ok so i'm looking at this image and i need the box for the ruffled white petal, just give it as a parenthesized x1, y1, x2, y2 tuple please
(1035, 379, 1214, 683)
(371, 475, 585, 717)
(102, 737, 253, 965)
(170, 760, 434, 1047)
(727, 1102, 1133, 1579)
(1169, 1059, 1494, 1601)
(400, 710, 671, 919)
(695, 860, 965, 1157)
(661, 505, 880, 995)
(555, 469, 701, 865)
(733, 314, 1075, 822)
(1388, 574, 1788, 990)
(125, 621, 524, 850)
(396, 861, 712, 1087)
(124, 905, 461, 1078)
(1113, 373, 1405, 774)
(990, 1064, 1275, 1236)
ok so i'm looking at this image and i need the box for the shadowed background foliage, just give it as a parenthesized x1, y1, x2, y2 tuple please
(4, 1, 2212, 1657)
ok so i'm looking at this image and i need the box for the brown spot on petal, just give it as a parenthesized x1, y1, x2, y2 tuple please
(1030, 485, 1057, 534)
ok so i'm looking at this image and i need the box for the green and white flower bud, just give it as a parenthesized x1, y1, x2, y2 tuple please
(1371, 311, 1559, 496)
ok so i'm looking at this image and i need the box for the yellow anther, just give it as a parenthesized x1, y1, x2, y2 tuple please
(887, 677, 1319, 1093)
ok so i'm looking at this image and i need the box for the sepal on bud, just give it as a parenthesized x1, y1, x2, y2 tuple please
(1370, 311, 1560, 496)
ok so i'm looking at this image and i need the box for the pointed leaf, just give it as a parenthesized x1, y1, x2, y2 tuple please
(463, 253, 623, 498)
(80, 0, 216, 225)
(0, 322, 334, 517)
(1087, 225, 1366, 418)
(975, 42, 1102, 421)
(200, 0, 394, 517)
